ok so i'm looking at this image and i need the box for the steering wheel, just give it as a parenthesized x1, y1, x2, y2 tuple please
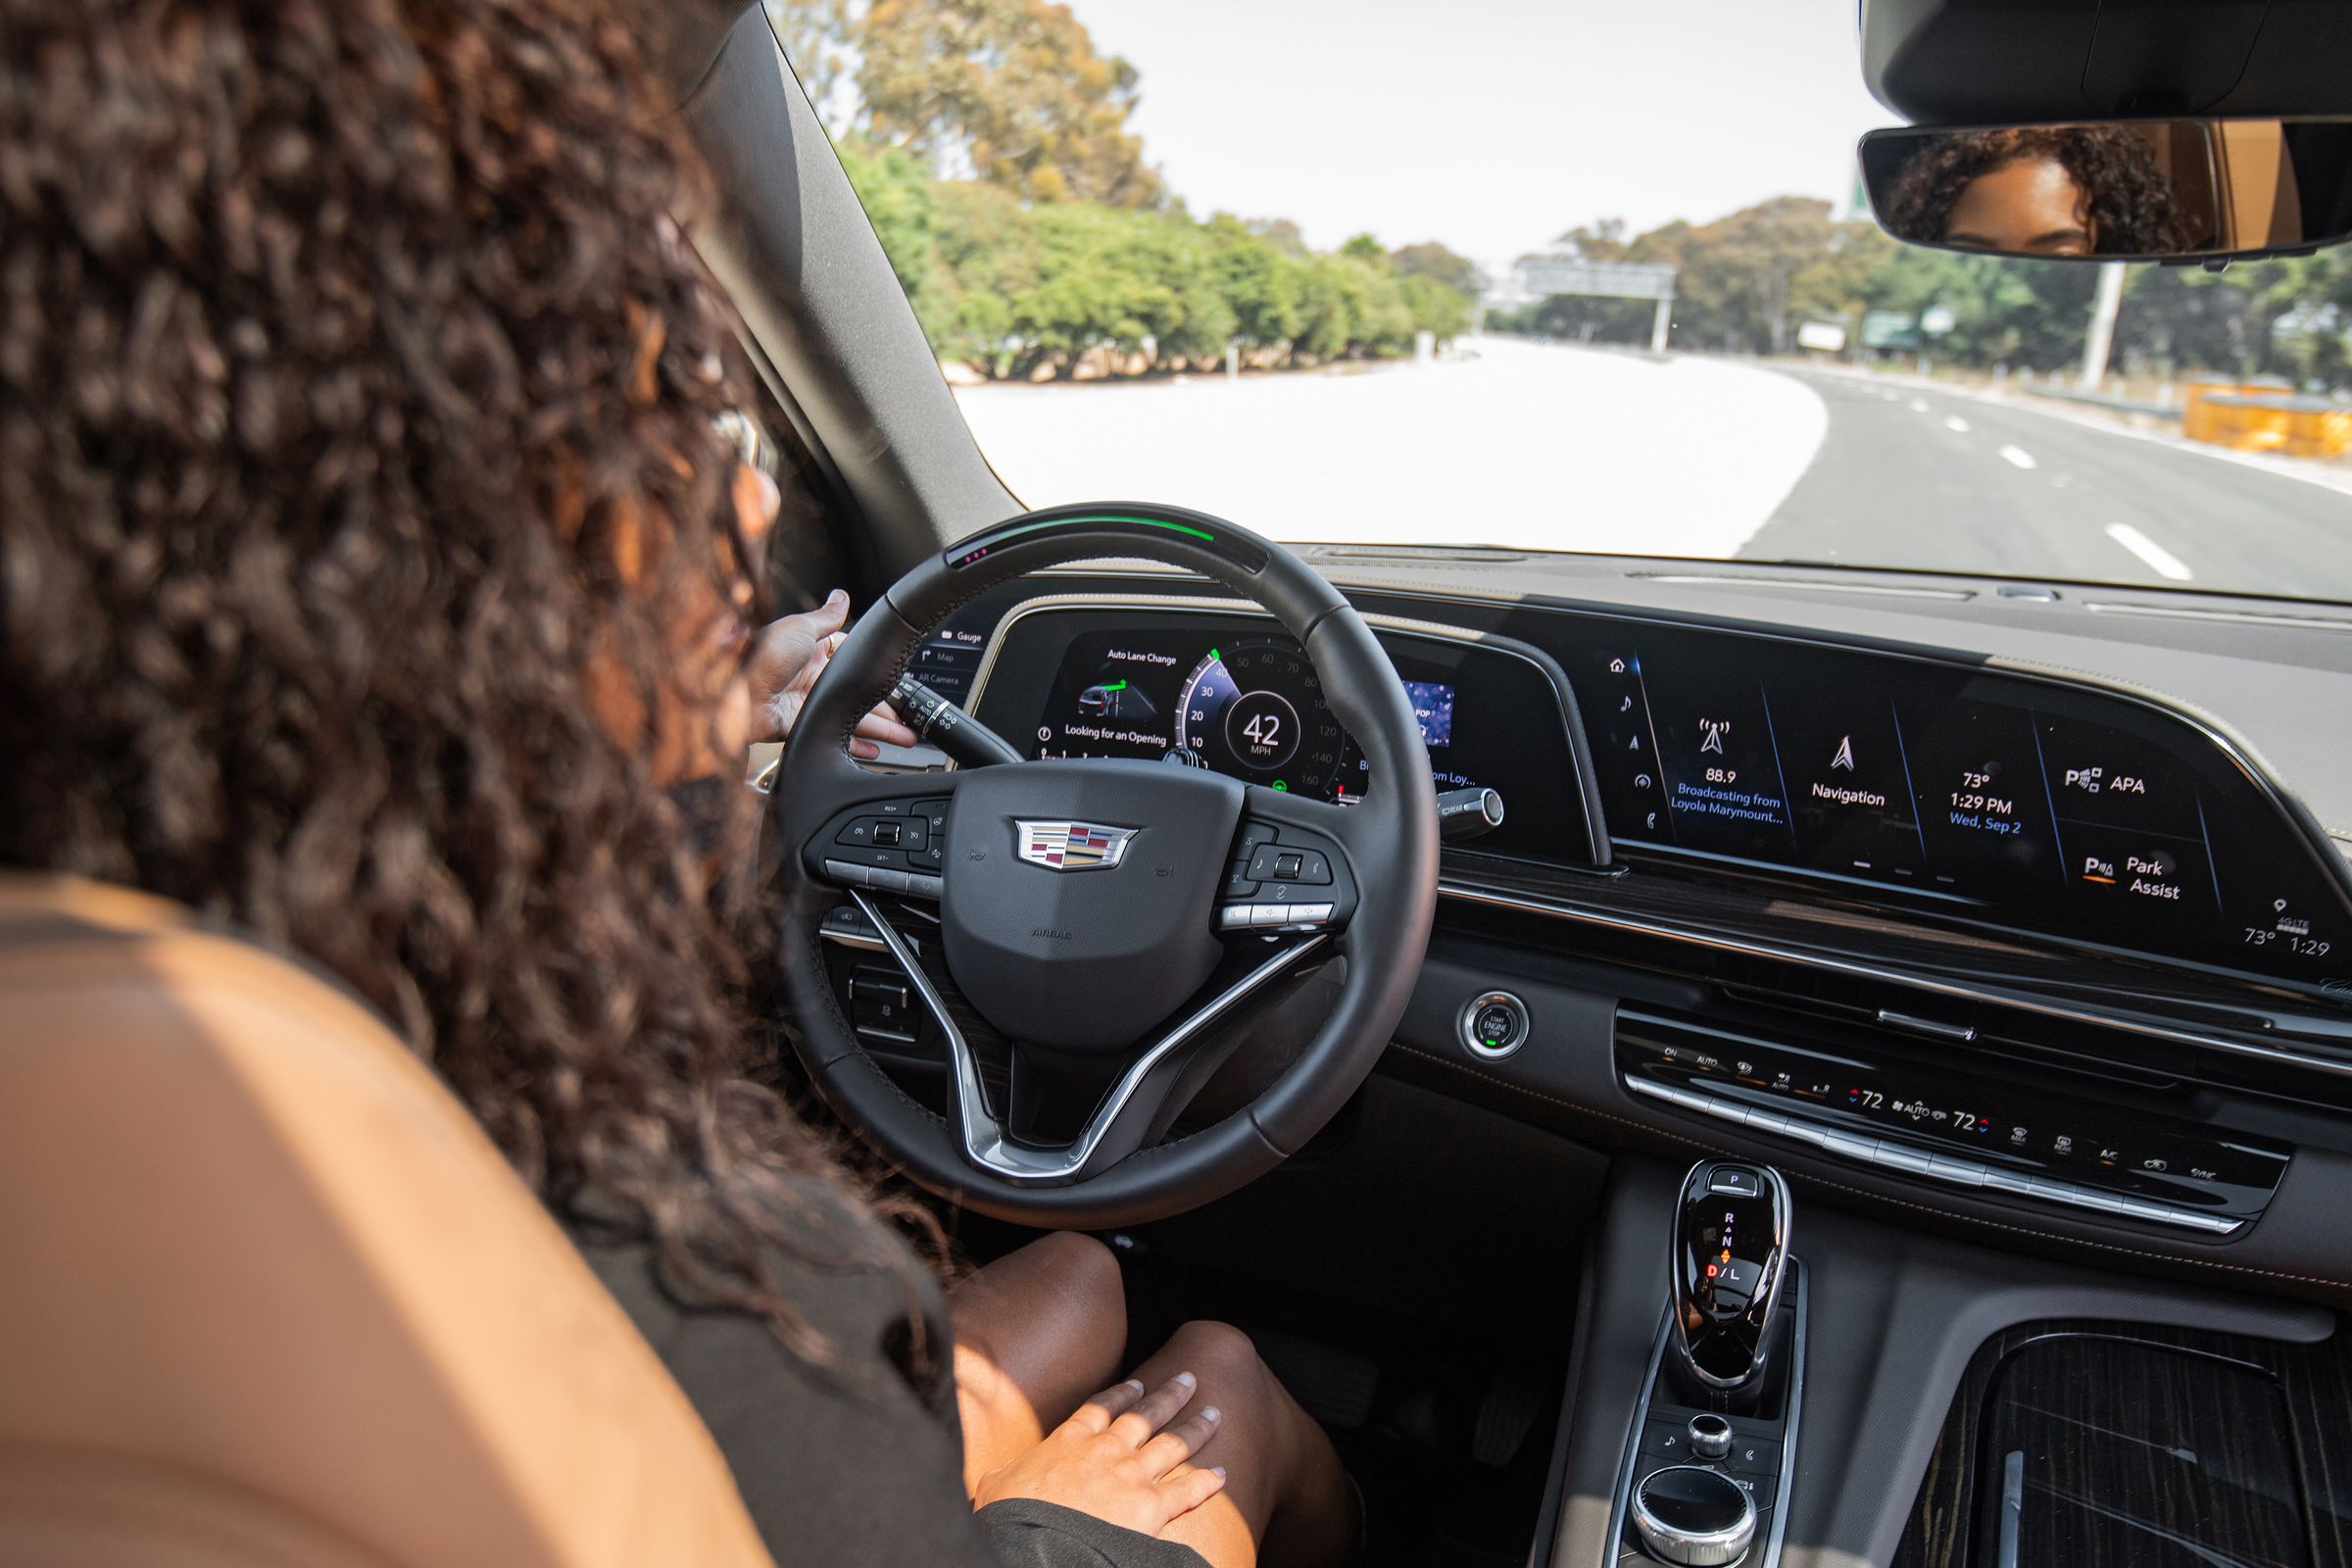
(771, 503, 1439, 1228)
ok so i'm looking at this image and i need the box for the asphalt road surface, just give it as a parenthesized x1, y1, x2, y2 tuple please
(954, 338, 2352, 602)
(1750, 367, 2352, 600)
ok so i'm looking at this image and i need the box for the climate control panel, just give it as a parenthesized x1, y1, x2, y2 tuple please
(1615, 1012, 2288, 1236)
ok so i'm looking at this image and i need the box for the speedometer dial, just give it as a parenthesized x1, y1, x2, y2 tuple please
(1173, 644, 1343, 798)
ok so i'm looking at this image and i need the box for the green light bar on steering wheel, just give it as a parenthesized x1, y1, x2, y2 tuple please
(944, 509, 1271, 575)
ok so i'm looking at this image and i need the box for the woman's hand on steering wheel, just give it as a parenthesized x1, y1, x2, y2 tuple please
(971, 1372, 1229, 1538)
(748, 589, 920, 756)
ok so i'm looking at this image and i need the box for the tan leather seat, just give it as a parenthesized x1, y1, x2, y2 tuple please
(0, 875, 777, 1568)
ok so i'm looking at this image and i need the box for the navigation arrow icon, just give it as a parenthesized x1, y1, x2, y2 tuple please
(1832, 735, 1855, 771)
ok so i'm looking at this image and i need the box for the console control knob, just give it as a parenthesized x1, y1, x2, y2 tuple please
(1687, 1413, 1734, 1462)
(1631, 1465, 1755, 1567)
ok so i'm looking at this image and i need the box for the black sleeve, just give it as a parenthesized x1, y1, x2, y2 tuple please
(572, 1218, 1204, 1568)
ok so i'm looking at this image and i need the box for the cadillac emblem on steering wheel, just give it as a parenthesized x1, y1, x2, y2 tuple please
(1016, 820, 1139, 871)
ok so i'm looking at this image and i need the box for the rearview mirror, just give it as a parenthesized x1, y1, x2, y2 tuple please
(1859, 118, 2352, 263)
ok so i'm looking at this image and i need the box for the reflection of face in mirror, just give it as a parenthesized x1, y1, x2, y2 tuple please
(1944, 157, 2096, 255)
(1884, 127, 2187, 257)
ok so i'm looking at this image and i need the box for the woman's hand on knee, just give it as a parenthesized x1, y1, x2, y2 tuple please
(971, 1371, 1230, 1538)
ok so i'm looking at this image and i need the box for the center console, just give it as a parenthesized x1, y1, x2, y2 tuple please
(1545, 1154, 2340, 1568)
(1610, 1160, 1807, 1567)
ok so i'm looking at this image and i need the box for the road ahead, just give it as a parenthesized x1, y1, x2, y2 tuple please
(1750, 368, 2352, 599)
(952, 338, 2352, 600)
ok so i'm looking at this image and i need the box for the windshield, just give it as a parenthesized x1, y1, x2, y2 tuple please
(769, 1, 2352, 604)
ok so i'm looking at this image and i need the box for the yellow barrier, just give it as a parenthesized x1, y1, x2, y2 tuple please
(2180, 375, 2296, 444)
(2193, 392, 2352, 458)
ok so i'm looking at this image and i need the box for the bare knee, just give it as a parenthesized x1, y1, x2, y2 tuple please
(1159, 1319, 1266, 1394)
(1028, 1230, 1126, 1352)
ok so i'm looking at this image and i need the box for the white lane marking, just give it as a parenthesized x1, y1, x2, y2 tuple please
(1880, 390, 1900, 403)
(1908, 398, 1932, 414)
(1798, 361, 2352, 502)
(2105, 521, 2194, 581)
(1944, 416, 1971, 432)
(1998, 444, 2037, 469)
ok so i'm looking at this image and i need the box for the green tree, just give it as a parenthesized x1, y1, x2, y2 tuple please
(764, 0, 855, 122)
(1391, 240, 1486, 297)
(1400, 272, 1473, 341)
(854, 0, 1162, 207)
(1205, 215, 1304, 351)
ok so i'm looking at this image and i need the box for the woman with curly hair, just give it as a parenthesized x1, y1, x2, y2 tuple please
(1882, 125, 2188, 256)
(0, 0, 1350, 1564)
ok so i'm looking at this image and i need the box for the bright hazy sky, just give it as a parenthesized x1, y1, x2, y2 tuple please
(1059, 0, 1893, 265)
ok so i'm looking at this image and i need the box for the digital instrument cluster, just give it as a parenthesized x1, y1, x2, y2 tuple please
(967, 608, 1604, 868)
(1563, 618, 2352, 989)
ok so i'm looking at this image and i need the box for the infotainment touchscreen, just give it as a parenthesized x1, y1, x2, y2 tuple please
(1570, 620, 2352, 987)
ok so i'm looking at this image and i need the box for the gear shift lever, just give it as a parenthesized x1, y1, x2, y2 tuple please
(1668, 1160, 1792, 1395)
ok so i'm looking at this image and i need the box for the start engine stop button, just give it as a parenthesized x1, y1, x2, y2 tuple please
(1459, 991, 1530, 1059)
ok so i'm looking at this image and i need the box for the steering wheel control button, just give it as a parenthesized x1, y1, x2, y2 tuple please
(1631, 1465, 1756, 1568)
(823, 858, 871, 888)
(906, 873, 945, 900)
(1686, 1414, 1734, 1461)
(1218, 906, 1251, 930)
(1459, 991, 1530, 1059)
(1245, 844, 1333, 884)
(866, 867, 910, 895)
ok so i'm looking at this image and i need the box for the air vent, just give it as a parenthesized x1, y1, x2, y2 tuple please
(2083, 600, 2352, 632)
(1311, 545, 1529, 563)
(1627, 571, 1974, 601)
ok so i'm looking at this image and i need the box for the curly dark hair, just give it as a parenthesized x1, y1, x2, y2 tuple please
(1883, 126, 2187, 255)
(0, 0, 931, 1366)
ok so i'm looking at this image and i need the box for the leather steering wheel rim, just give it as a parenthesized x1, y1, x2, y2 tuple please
(770, 503, 1439, 1229)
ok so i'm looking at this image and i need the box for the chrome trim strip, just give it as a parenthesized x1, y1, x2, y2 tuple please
(849, 890, 1326, 1183)
(1600, 1310, 1674, 1568)
(1621, 1076, 2248, 1236)
(1438, 876, 2352, 1079)
(1763, 1261, 1805, 1568)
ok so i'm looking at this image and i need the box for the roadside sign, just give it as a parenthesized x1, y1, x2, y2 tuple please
(1860, 310, 1920, 350)
(1921, 304, 1957, 336)
(1796, 320, 1848, 353)
(1515, 258, 1679, 302)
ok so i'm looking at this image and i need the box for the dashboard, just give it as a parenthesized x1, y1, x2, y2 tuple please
(841, 558, 2352, 1299)
(963, 597, 2352, 996)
